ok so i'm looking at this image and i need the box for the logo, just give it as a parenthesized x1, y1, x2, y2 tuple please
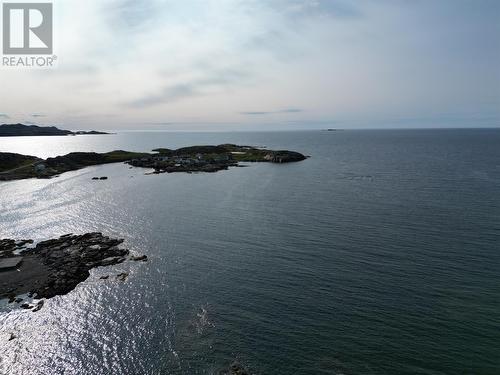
(2, 1, 56, 68)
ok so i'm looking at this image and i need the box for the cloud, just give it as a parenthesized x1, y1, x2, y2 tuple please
(127, 68, 251, 108)
(146, 122, 177, 126)
(0, 113, 9, 119)
(108, 0, 158, 29)
(0, 0, 498, 130)
(241, 111, 272, 115)
(271, 0, 362, 19)
(31, 114, 46, 117)
(128, 84, 196, 108)
(241, 108, 303, 115)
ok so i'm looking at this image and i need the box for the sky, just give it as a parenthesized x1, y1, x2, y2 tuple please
(0, 0, 499, 131)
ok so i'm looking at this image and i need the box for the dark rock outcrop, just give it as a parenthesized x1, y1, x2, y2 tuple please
(130, 255, 148, 262)
(0, 233, 131, 301)
(226, 362, 250, 375)
(116, 272, 129, 281)
(32, 300, 44, 312)
(268, 150, 307, 163)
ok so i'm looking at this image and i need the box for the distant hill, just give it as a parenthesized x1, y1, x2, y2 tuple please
(0, 123, 110, 137)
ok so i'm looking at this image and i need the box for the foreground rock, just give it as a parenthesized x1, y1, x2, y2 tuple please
(0, 144, 307, 181)
(0, 233, 133, 301)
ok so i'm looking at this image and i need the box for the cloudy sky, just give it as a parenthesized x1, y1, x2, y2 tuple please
(1, 0, 499, 130)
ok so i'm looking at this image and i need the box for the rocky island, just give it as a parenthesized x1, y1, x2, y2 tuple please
(0, 123, 110, 137)
(0, 233, 145, 307)
(0, 144, 307, 181)
(129, 144, 307, 174)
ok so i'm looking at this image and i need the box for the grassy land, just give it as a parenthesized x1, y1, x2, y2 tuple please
(0, 153, 40, 172)
(103, 150, 151, 162)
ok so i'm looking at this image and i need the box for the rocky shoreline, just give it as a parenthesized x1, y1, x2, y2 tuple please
(0, 233, 146, 308)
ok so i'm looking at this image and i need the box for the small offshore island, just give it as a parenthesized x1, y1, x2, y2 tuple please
(0, 144, 307, 181)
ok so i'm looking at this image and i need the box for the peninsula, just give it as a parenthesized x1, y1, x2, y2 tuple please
(0, 144, 307, 181)
(0, 123, 110, 137)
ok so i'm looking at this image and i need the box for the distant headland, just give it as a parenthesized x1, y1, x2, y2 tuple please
(0, 123, 110, 137)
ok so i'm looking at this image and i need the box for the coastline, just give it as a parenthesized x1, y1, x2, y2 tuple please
(0, 144, 307, 181)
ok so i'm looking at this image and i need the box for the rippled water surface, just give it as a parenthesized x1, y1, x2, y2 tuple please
(1, 129, 499, 374)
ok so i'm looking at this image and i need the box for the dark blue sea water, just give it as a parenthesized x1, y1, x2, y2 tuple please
(0, 129, 499, 374)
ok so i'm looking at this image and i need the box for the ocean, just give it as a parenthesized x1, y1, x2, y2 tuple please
(0, 129, 499, 374)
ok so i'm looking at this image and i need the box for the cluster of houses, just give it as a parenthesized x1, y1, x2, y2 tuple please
(130, 152, 234, 170)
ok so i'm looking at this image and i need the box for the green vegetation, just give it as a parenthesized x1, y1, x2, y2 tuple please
(175, 145, 228, 155)
(103, 150, 151, 162)
(0, 151, 153, 181)
(151, 148, 172, 155)
(0, 153, 40, 172)
(231, 150, 269, 162)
